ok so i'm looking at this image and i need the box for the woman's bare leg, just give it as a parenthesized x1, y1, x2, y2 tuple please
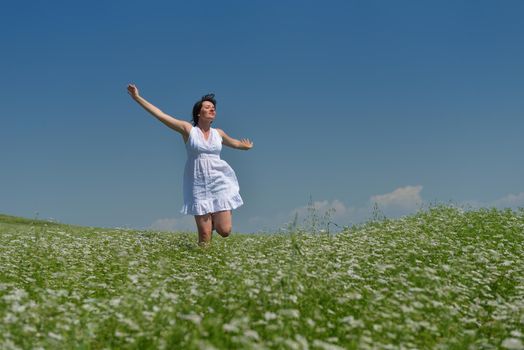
(211, 210, 232, 237)
(194, 214, 213, 245)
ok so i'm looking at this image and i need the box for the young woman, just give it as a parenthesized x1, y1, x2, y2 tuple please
(127, 84, 253, 244)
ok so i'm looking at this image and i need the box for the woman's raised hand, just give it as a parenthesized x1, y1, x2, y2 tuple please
(239, 138, 254, 150)
(127, 84, 140, 99)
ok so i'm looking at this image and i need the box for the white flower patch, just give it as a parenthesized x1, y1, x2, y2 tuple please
(3, 313, 18, 324)
(10, 302, 28, 313)
(22, 325, 37, 333)
(190, 286, 200, 297)
(2, 288, 28, 302)
(346, 292, 362, 300)
(142, 311, 155, 321)
(223, 323, 239, 333)
(178, 313, 202, 325)
(502, 338, 524, 350)
(162, 291, 178, 302)
(312, 339, 345, 350)
(198, 340, 219, 350)
(243, 329, 260, 341)
(48, 332, 63, 341)
(279, 309, 300, 318)
(264, 312, 278, 321)
(0, 339, 22, 350)
(243, 278, 255, 287)
(128, 274, 139, 284)
(511, 331, 523, 338)
(295, 335, 309, 349)
(283, 339, 301, 350)
(115, 330, 127, 338)
(109, 297, 122, 307)
(340, 315, 364, 328)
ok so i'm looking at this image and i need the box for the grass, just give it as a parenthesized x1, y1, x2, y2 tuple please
(0, 206, 523, 349)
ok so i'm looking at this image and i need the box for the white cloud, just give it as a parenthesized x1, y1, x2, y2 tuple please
(278, 185, 425, 231)
(369, 185, 423, 213)
(149, 216, 195, 232)
(491, 192, 524, 208)
(461, 192, 524, 210)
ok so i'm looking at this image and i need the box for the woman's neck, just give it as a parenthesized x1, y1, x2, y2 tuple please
(197, 121, 212, 131)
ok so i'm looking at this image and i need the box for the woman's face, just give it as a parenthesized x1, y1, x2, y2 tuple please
(199, 101, 216, 123)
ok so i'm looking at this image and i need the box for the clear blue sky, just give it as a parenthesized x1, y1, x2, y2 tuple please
(1, 0, 523, 233)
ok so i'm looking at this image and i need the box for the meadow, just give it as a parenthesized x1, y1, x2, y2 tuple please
(1, 206, 523, 349)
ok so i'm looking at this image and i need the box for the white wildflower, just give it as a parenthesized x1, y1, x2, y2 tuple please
(3, 313, 18, 324)
(280, 309, 300, 318)
(264, 312, 277, 321)
(143, 311, 155, 320)
(340, 315, 364, 328)
(400, 305, 414, 313)
(22, 325, 37, 333)
(312, 339, 345, 350)
(1, 339, 22, 350)
(244, 329, 260, 341)
(244, 278, 255, 287)
(2, 288, 28, 302)
(284, 339, 300, 350)
(296, 334, 309, 350)
(128, 274, 139, 284)
(109, 297, 122, 307)
(11, 302, 27, 313)
(115, 331, 126, 338)
(162, 291, 178, 302)
(223, 323, 239, 332)
(502, 338, 524, 350)
(124, 318, 140, 331)
(511, 330, 523, 338)
(347, 292, 362, 300)
(412, 301, 424, 309)
(179, 313, 202, 325)
(48, 332, 63, 341)
(198, 341, 219, 350)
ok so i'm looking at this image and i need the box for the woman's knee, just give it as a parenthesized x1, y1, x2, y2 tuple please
(216, 224, 232, 237)
(198, 228, 212, 242)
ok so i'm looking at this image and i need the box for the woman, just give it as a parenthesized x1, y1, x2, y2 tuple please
(127, 84, 253, 244)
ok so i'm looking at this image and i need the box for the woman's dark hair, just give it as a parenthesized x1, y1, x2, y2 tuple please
(192, 93, 216, 126)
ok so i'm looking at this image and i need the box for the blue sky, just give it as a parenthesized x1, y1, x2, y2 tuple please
(1, 0, 523, 233)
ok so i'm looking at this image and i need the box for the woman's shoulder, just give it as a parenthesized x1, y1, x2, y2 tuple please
(183, 125, 196, 144)
(188, 125, 201, 135)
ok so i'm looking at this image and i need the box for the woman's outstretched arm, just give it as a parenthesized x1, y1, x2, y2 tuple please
(216, 128, 254, 150)
(127, 84, 192, 137)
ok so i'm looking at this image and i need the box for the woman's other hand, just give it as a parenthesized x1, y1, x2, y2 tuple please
(239, 138, 254, 150)
(127, 84, 140, 99)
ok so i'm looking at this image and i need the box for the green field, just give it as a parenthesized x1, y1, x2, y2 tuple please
(1, 207, 523, 349)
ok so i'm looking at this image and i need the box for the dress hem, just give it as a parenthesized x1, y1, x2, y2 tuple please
(180, 193, 244, 216)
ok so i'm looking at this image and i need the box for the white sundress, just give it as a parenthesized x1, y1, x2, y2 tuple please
(180, 126, 244, 216)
